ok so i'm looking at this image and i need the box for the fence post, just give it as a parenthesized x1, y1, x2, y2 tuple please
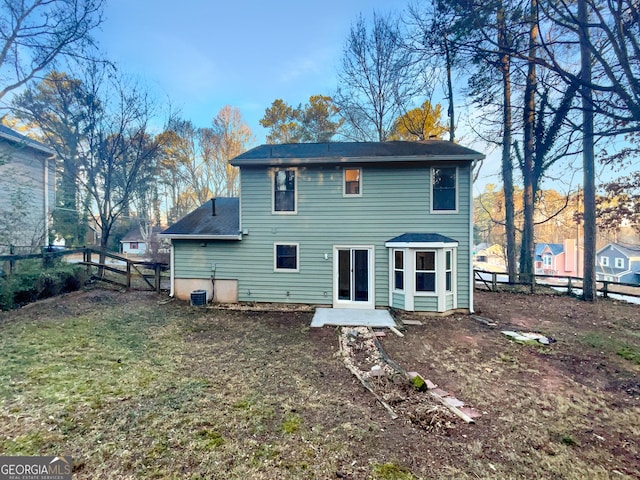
(154, 263, 161, 293)
(567, 277, 572, 296)
(126, 261, 132, 289)
(85, 248, 92, 276)
(9, 244, 14, 273)
(602, 281, 608, 298)
(492, 272, 497, 292)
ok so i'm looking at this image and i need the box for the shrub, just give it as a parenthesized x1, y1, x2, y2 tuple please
(0, 261, 88, 310)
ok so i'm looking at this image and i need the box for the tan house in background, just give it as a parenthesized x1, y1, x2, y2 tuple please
(473, 243, 506, 271)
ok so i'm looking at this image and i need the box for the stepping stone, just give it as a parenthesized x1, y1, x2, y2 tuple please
(431, 388, 449, 397)
(444, 397, 465, 408)
(459, 407, 482, 418)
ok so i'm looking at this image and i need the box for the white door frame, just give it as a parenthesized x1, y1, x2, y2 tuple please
(333, 245, 375, 309)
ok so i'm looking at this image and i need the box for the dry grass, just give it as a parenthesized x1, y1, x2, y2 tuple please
(0, 289, 639, 479)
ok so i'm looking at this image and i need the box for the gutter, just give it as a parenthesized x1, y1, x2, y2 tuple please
(159, 234, 242, 240)
(0, 130, 55, 155)
(231, 154, 485, 167)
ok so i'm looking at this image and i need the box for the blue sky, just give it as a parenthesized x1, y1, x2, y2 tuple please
(97, 0, 397, 144)
(96, 1, 609, 194)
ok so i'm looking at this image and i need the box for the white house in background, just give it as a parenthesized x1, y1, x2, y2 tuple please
(0, 125, 55, 253)
(120, 225, 165, 256)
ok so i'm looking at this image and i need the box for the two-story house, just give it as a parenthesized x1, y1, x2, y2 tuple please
(534, 240, 583, 277)
(0, 125, 55, 253)
(596, 243, 640, 285)
(161, 141, 484, 314)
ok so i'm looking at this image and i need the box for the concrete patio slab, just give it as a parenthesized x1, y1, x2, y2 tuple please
(311, 308, 396, 327)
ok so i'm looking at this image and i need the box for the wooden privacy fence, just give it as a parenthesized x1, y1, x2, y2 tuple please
(0, 247, 169, 293)
(474, 269, 640, 299)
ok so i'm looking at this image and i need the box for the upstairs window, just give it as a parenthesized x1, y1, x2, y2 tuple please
(274, 169, 296, 213)
(543, 255, 552, 267)
(615, 257, 624, 268)
(432, 167, 457, 212)
(600, 256, 609, 267)
(344, 168, 361, 196)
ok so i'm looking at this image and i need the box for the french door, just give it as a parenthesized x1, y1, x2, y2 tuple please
(334, 246, 374, 308)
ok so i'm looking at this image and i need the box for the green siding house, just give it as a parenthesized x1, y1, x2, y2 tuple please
(161, 141, 484, 314)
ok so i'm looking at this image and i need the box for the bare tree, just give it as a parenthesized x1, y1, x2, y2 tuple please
(335, 12, 421, 141)
(77, 67, 160, 264)
(209, 106, 252, 197)
(0, 0, 104, 102)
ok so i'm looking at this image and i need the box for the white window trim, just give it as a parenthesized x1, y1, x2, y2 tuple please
(445, 249, 454, 293)
(393, 249, 404, 292)
(430, 166, 459, 214)
(343, 167, 363, 197)
(274, 242, 299, 272)
(272, 168, 298, 215)
(414, 250, 438, 297)
(614, 257, 624, 268)
(543, 254, 553, 267)
(600, 256, 609, 267)
(333, 245, 375, 309)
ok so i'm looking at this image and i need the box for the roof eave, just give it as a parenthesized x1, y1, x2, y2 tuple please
(0, 131, 56, 155)
(159, 233, 242, 240)
(385, 241, 459, 248)
(231, 154, 484, 167)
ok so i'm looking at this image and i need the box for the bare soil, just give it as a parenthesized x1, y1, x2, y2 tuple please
(0, 288, 638, 479)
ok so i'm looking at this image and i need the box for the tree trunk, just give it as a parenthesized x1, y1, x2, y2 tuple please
(498, 5, 517, 283)
(444, 37, 455, 143)
(520, 0, 538, 288)
(579, 0, 597, 301)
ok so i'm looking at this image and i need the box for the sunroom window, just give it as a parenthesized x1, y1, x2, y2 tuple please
(394, 250, 404, 291)
(415, 251, 436, 292)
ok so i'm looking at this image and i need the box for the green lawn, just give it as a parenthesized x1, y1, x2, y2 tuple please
(1, 289, 639, 479)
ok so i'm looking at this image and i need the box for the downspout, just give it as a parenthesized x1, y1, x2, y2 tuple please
(469, 160, 476, 313)
(44, 155, 50, 244)
(169, 240, 175, 297)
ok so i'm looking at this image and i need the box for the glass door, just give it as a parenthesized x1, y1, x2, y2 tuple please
(335, 247, 373, 307)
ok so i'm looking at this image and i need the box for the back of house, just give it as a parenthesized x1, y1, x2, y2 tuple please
(162, 141, 484, 314)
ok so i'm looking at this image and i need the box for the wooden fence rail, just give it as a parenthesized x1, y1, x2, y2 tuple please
(474, 269, 640, 299)
(0, 247, 169, 293)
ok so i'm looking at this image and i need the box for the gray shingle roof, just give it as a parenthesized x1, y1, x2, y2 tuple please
(386, 233, 459, 244)
(608, 242, 640, 258)
(161, 198, 240, 239)
(231, 141, 484, 166)
(535, 243, 564, 261)
(0, 124, 55, 155)
(121, 225, 165, 242)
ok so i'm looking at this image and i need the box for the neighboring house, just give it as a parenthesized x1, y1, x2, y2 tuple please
(0, 125, 55, 253)
(595, 243, 640, 285)
(162, 141, 484, 314)
(473, 243, 505, 270)
(120, 225, 165, 255)
(534, 240, 582, 277)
